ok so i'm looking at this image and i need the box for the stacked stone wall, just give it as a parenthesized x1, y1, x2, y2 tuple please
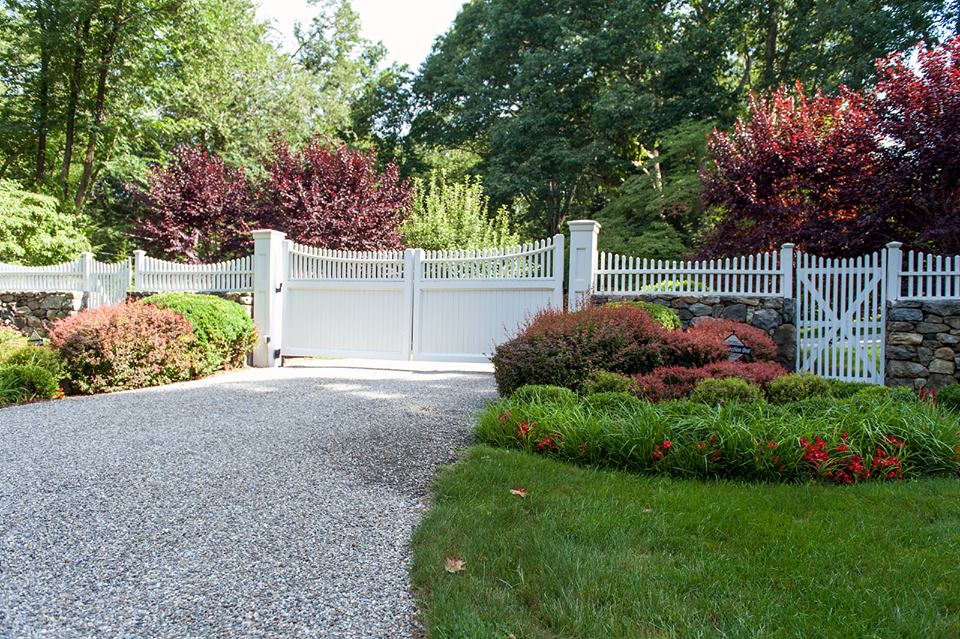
(885, 300, 960, 389)
(0, 292, 84, 336)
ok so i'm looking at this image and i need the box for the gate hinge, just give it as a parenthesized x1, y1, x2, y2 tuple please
(274, 348, 281, 360)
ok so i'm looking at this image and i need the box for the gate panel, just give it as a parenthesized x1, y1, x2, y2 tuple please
(413, 237, 565, 362)
(282, 245, 412, 359)
(796, 251, 886, 383)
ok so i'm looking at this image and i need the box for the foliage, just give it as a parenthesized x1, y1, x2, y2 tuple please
(702, 84, 884, 256)
(689, 377, 764, 405)
(0, 181, 90, 265)
(828, 380, 878, 398)
(477, 387, 960, 482)
(142, 293, 256, 375)
(412, 447, 960, 638)
(582, 370, 635, 395)
(259, 138, 412, 250)
(48, 303, 198, 394)
(0, 345, 64, 380)
(0, 364, 60, 405)
(687, 318, 778, 361)
(132, 146, 255, 262)
(767, 373, 835, 404)
(412, 0, 948, 235)
(937, 383, 960, 413)
(605, 301, 681, 330)
(0, 327, 28, 358)
(510, 384, 578, 407)
(657, 329, 731, 368)
(873, 37, 960, 254)
(634, 361, 788, 401)
(401, 171, 521, 250)
(703, 36, 960, 256)
(491, 305, 667, 395)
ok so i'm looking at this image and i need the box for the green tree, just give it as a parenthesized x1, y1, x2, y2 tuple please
(0, 180, 90, 264)
(402, 172, 522, 250)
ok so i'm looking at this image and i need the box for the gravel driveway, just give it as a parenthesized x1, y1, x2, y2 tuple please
(0, 366, 497, 638)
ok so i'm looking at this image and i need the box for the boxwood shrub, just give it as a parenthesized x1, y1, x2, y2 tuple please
(0, 364, 59, 405)
(142, 293, 256, 375)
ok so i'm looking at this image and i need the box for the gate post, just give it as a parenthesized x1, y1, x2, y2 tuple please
(885, 241, 903, 302)
(132, 250, 146, 292)
(252, 229, 287, 367)
(567, 220, 600, 310)
(780, 243, 795, 298)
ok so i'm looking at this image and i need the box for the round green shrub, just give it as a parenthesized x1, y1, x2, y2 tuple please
(142, 293, 256, 375)
(852, 385, 895, 400)
(583, 370, 635, 395)
(606, 301, 681, 330)
(1, 345, 63, 380)
(938, 383, 960, 412)
(511, 385, 578, 407)
(766, 373, 833, 403)
(690, 377, 764, 405)
(0, 364, 59, 405)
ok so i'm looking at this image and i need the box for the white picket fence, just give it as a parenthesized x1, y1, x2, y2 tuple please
(595, 248, 789, 297)
(133, 252, 253, 293)
(899, 249, 960, 300)
(0, 254, 131, 308)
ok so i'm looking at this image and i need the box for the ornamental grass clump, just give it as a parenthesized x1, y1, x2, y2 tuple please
(49, 303, 199, 394)
(476, 385, 960, 483)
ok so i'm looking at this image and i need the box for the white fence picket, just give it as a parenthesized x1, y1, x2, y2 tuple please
(134, 255, 253, 293)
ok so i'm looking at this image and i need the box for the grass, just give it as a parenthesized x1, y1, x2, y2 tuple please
(413, 446, 960, 639)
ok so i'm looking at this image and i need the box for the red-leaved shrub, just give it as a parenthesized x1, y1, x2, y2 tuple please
(659, 329, 729, 367)
(49, 303, 199, 394)
(493, 305, 667, 395)
(687, 318, 778, 361)
(634, 361, 788, 401)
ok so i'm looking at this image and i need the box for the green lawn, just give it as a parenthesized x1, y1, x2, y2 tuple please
(412, 446, 960, 639)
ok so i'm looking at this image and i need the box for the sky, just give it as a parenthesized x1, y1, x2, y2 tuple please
(256, 0, 467, 71)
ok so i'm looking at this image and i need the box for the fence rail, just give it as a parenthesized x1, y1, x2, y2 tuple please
(595, 247, 789, 298)
(134, 252, 253, 292)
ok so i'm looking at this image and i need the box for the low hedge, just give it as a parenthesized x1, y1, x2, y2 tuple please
(49, 303, 199, 394)
(0, 364, 60, 405)
(142, 293, 256, 375)
(477, 385, 960, 483)
(605, 301, 681, 330)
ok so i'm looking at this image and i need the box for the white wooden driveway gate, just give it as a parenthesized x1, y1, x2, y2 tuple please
(795, 250, 888, 384)
(271, 235, 565, 363)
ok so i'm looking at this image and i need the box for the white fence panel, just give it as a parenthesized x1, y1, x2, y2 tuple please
(282, 244, 413, 359)
(89, 258, 131, 307)
(135, 253, 253, 292)
(413, 236, 564, 362)
(796, 251, 886, 383)
(899, 250, 960, 300)
(0, 258, 84, 292)
(595, 249, 785, 297)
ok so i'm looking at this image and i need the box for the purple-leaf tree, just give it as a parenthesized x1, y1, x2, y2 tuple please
(132, 145, 255, 262)
(258, 138, 412, 250)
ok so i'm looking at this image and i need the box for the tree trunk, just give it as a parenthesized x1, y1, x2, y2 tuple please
(75, 2, 123, 210)
(762, 0, 780, 88)
(61, 12, 93, 200)
(34, 2, 52, 185)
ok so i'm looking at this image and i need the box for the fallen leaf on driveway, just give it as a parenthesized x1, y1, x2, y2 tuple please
(510, 487, 529, 498)
(445, 557, 466, 573)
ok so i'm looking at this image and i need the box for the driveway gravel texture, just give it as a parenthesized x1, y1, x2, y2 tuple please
(0, 366, 497, 638)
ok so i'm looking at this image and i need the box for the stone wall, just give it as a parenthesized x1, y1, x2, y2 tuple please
(0, 291, 84, 336)
(885, 300, 960, 390)
(594, 294, 796, 369)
